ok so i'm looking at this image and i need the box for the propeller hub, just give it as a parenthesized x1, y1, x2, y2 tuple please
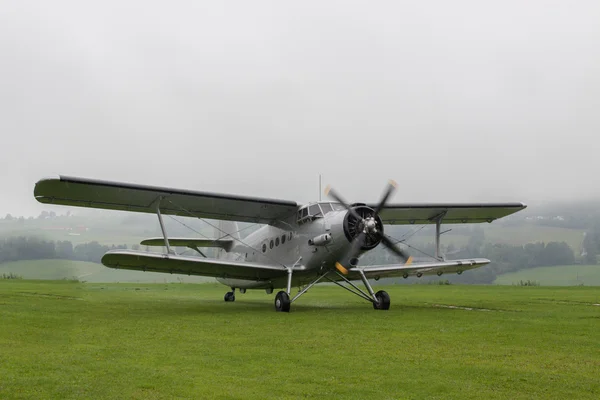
(325, 180, 410, 272)
(364, 217, 378, 234)
(342, 206, 383, 250)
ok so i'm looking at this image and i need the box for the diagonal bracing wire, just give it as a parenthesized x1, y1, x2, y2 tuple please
(165, 199, 291, 268)
(383, 230, 438, 260)
(166, 214, 261, 242)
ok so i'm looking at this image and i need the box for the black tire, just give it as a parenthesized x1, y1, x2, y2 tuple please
(274, 291, 291, 312)
(373, 290, 390, 310)
(224, 292, 235, 302)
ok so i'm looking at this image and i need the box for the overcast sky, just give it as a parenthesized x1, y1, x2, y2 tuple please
(1, 1, 599, 216)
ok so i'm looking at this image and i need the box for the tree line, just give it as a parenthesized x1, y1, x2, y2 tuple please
(373, 240, 576, 285)
(364, 226, 578, 284)
(0, 236, 128, 264)
(583, 223, 600, 264)
(447, 240, 576, 284)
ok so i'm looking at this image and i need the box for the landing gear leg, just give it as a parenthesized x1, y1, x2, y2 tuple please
(274, 268, 294, 312)
(224, 288, 235, 302)
(357, 270, 390, 311)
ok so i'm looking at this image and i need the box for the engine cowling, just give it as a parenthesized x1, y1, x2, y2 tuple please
(342, 205, 384, 250)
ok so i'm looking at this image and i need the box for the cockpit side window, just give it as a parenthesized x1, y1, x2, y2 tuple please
(301, 207, 308, 218)
(308, 204, 322, 218)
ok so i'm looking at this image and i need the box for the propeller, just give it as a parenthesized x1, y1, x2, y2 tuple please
(325, 181, 412, 274)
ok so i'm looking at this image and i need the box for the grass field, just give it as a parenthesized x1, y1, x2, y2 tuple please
(1, 281, 599, 399)
(0, 259, 212, 283)
(494, 264, 600, 286)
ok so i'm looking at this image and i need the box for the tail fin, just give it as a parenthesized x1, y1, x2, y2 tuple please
(215, 220, 240, 259)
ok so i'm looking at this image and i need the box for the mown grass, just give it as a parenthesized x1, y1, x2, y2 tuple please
(494, 264, 600, 286)
(1, 281, 599, 399)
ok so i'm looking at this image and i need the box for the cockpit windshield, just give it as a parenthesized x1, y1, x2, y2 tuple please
(332, 203, 345, 211)
(297, 202, 346, 224)
(319, 203, 333, 213)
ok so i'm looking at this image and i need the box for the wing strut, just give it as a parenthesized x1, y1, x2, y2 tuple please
(155, 197, 174, 255)
(432, 211, 447, 260)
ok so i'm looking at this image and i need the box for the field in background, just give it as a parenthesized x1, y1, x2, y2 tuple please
(1, 215, 587, 253)
(4, 259, 600, 286)
(494, 264, 600, 286)
(0, 260, 212, 283)
(1, 280, 599, 399)
(407, 224, 585, 254)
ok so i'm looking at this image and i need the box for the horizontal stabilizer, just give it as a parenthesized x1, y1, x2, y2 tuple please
(141, 237, 234, 252)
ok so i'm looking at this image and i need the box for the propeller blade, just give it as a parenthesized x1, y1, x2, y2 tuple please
(373, 180, 397, 216)
(335, 232, 366, 275)
(328, 179, 410, 274)
(324, 185, 363, 221)
(380, 234, 410, 262)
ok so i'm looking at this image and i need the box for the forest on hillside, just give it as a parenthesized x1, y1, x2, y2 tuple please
(1, 199, 599, 284)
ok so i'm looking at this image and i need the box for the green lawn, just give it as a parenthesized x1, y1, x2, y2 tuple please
(0, 259, 212, 283)
(1, 280, 599, 399)
(494, 264, 600, 286)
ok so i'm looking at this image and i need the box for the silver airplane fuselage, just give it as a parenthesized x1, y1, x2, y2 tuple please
(217, 206, 369, 290)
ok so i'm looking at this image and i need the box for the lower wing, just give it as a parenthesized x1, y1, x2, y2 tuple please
(348, 258, 490, 279)
(102, 250, 287, 281)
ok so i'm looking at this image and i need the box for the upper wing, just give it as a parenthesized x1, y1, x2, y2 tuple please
(34, 176, 298, 224)
(371, 203, 527, 224)
(102, 250, 287, 280)
(348, 258, 490, 280)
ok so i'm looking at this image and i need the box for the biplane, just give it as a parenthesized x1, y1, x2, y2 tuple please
(34, 176, 526, 312)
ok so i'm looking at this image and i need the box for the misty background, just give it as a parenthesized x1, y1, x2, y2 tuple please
(1, 1, 600, 217)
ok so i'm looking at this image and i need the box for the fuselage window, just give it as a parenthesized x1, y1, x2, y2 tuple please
(281, 234, 286, 244)
(275, 237, 280, 247)
(270, 240, 274, 249)
(289, 232, 293, 241)
(262, 244, 266, 253)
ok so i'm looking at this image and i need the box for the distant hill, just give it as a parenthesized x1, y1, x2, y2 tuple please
(403, 224, 586, 255)
(493, 265, 600, 286)
(0, 259, 213, 283)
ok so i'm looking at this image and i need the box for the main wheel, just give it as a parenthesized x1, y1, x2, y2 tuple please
(274, 291, 291, 312)
(224, 291, 235, 302)
(373, 290, 390, 310)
